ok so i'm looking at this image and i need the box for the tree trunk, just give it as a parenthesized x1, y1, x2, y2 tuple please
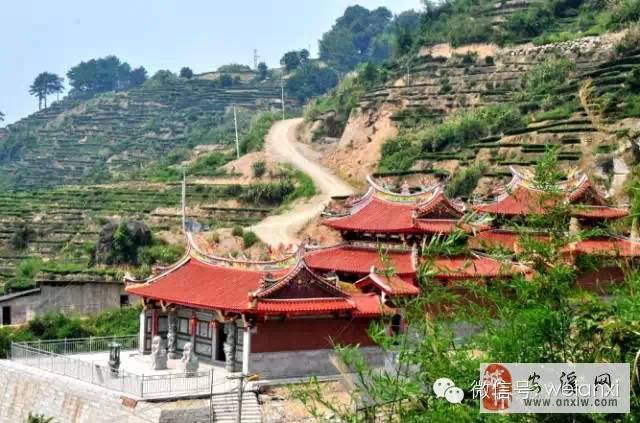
(44, 95, 47, 109)
(38, 97, 41, 111)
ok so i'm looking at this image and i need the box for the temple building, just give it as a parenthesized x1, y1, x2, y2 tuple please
(126, 250, 390, 379)
(125, 169, 636, 380)
(472, 167, 630, 252)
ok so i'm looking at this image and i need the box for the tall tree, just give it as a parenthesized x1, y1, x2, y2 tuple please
(319, 6, 392, 71)
(179, 67, 194, 79)
(257, 62, 268, 81)
(29, 72, 64, 110)
(67, 56, 145, 96)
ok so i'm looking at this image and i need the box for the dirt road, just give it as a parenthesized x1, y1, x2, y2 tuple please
(249, 118, 354, 246)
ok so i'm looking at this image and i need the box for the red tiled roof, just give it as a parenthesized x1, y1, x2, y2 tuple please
(127, 258, 267, 311)
(324, 194, 467, 234)
(571, 206, 628, 219)
(562, 237, 640, 257)
(305, 245, 415, 275)
(252, 298, 355, 315)
(473, 186, 558, 216)
(568, 179, 607, 206)
(355, 272, 420, 296)
(127, 257, 389, 317)
(426, 256, 533, 279)
(351, 294, 395, 317)
(470, 230, 551, 251)
(324, 196, 416, 233)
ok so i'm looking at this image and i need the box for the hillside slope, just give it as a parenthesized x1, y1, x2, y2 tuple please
(305, 29, 640, 200)
(0, 78, 288, 189)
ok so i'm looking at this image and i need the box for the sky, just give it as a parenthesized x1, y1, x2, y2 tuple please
(0, 0, 422, 125)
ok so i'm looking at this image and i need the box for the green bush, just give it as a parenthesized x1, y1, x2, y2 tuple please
(445, 164, 485, 198)
(239, 179, 296, 206)
(379, 136, 421, 172)
(139, 244, 184, 266)
(232, 225, 244, 237)
(242, 231, 259, 248)
(0, 307, 141, 358)
(239, 113, 277, 154)
(189, 152, 230, 176)
(519, 58, 576, 102)
(252, 160, 267, 178)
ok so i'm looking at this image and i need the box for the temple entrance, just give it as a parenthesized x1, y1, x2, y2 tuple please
(215, 325, 226, 362)
(2, 306, 10, 325)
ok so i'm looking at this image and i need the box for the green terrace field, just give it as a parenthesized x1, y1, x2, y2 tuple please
(0, 77, 291, 190)
(0, 181, 278, 285)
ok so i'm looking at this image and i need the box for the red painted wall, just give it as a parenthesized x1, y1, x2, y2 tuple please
(252, 318, 377, 353)
(576, 266, 625, 293)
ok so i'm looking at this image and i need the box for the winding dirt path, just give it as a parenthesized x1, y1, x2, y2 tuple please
(249, 118, 354, 246)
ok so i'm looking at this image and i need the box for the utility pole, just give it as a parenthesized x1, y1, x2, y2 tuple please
(209, 369, 215, 423)
(233, 105, 240, 159)
(181, 169, 187, 232)
(253, 49, 259, 70)
(280, 76, 285, 121)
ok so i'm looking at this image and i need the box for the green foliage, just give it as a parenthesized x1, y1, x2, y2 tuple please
(0, 307, 141, 359)
(11, 222, 35, 251)
(445, 164, 484, 198)
(423, 105, 524, 152)
(3, 258, 44, 293)
(319, 5, 393, 71)
(242, 231, 259, 248)
(378, 135, 421, 172)
(252, 160, 266, 178)
(238, 179, 296, 206)
(519, 58, 576, 102)
(616, 25, 640, 56)
(67, 56, 146, 96)
(26, 413, 54, 423)
(139, 244, 184, 266)
(188, 152, 230, 177)
(104, 222, 151, 265)
(231, 225, 244, 237)
(280, 49, 309, 72)
(285, 63, 339, 103)
(217, 63, 252, 73)
(29, 72, 64, 110)
(257, 62, 268, 81)
(239, 112, 277, 154)
(179, 67, 194, 79)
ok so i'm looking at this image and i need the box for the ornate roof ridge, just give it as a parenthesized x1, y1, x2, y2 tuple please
(366, 174, 441, 198)
(251, 252, 349, 299)
(186, 231, 297, 268)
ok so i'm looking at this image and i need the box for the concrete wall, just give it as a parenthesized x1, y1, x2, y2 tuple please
(0, 290, 41, 324)
(250, 346, 385, 379)
(0, 282, 133, 325)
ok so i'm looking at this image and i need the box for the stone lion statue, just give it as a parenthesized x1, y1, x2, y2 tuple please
(181, 342, 199, 375)
(150, 335, 168, 370)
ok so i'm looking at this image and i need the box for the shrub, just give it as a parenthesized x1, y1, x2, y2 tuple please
(232, 225, 244, 237)
(616, 25, 640, 56)
(189, 152, 230, 176)
(520, 58, 575, 100)
(139, 244, 184, 266)
(242, 231, 259, 248)
(11, 223, 35, 251)
(484, 56, 495, 66)
(252, 160, 266, 178)
(239, 179, 296, 206)
(445, 164, 485, 198)
(239, 113, 277, 154)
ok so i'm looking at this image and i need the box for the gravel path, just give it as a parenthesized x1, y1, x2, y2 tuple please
(249, 118, 354, 247)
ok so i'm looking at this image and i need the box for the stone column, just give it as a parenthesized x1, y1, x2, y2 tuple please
(242, 326, 251, 375)
(223, 323, 237, 372)
(167, 309, 178, 359)
(138, 309, 146, 354)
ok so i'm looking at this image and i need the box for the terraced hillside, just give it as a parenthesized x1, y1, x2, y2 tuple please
(0, 180, 280, 286)
(0, 78, 290, 189)
(310, 30, 639, 199)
